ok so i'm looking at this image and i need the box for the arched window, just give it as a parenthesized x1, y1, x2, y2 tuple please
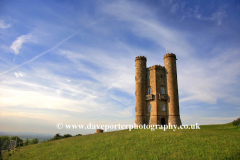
(161, 104, 166, 111)
(148, 87, 152, 95)
(148, 104, 151, 112)
(160, 86, 165, 94)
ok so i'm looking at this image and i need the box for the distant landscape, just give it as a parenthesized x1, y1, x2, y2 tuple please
(0, 131, 54, 143)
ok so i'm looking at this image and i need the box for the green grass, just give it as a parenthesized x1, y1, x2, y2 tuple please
(3, 123, 240, 160)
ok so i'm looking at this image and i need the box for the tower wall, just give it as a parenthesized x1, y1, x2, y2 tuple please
(164, 53, 182, 126)
(135, 56, 147, 125)
(145, 68, 150, 124)
(157, 67, 167, 125)
(149, 66, 157, 126)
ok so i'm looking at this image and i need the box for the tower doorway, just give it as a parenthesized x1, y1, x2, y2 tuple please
(161, 118, 166, 125)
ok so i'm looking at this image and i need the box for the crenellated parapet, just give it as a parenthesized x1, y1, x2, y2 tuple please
(135, 53, 181, 126)
(164, 53, 176, 59)
(135, 56, 147, 61)
(149, 65, 164, 70)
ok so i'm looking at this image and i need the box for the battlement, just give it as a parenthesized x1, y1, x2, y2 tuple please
(149, 65, 164, 70)
(164, 53, 176, 59)
(135, 54, 181, 126)
(135, 56, 147, 61)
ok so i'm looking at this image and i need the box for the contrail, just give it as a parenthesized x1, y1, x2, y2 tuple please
(0, 19, 103, 76)
(0, 32, 79, 76)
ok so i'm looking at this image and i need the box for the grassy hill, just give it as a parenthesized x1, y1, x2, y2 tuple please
(3, 123, 240, 160)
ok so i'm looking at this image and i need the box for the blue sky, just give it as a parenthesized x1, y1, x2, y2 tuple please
(0, 0, 240, 135)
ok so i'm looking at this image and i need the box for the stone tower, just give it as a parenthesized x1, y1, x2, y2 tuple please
(134, 53, 182, 126)
(134, 56, 147, 125)
(164, 53, 182, 126)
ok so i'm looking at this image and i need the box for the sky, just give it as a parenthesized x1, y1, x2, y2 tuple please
(0, 0, 240, 135)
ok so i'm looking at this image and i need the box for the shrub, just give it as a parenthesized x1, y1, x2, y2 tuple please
(233, 117, 240, 126)
(0, 135, 10, 141)
(76, 134, 82, 136)
(29, 138, 39, 145)
(23, 139, 30, 146)
(10, 136, 24, 147)
(62, 134, 72, 138)
(53, 133, 62, 140)
(0, 136, 10, 150)
(0, 135, 24, 149)
(47, 133, 74, 141)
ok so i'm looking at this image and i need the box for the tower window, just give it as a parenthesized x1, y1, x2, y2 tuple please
(148, 87, 152, 95)
(148, 75, 150, 79)
(161, 75, 163, 78)
(161, 104, 166, 111)
(148, 104, 151, 112)
(160, 87, 165, 94)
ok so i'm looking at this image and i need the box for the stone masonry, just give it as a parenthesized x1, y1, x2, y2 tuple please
(134, 53, 182, 126)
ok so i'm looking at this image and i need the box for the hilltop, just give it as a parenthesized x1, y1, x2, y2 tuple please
(3, 123, 240, 160)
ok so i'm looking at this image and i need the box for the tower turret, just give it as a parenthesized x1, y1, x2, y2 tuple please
(135, 56, 147, 125)
(164, 53, 182, 126)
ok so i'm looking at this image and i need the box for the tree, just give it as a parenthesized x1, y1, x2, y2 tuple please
(10, 136, 23, 147)
(0, 136, 10, 150)
(62, 134, 72, 138)
(24, 138, 30, 146)
(30, 138, 39, 145)
(53, 133, 62, 140)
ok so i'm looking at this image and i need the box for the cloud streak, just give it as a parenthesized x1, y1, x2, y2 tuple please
(2, 18, 103, 76)
(0, 19, 11, 29)
(0, 0, 239, 134)
(1, 32, 78, 76)
(167, 1, 227, 25)
(10, 34, 34, 55)
(0, 65, 134, 121)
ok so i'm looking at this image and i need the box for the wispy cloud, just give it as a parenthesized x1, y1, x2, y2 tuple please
(14, 72, 23, 78)
(1, 32, 78, 76)
(57, 48, 135, 94)
(167, 1, 227, 25)
(101, 0, 193, 57)
(10, 34, 34, 55)
(0, 19, 11, 29)
(195, 6, 227, 25)
(0, 62, 134, 118)
(182, 114, 237, 125)
(0, 0, 239, 134)
(178, 49, 240, 105)
(101, 1, 240, 106)
(2, 18, 103, 76)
